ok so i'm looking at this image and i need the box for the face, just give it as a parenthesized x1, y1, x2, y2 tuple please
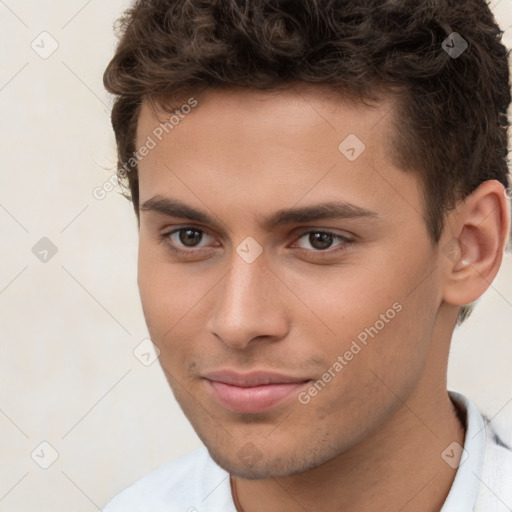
(135, 84, 446, 479)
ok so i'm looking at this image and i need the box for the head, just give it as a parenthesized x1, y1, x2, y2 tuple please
(103, 0, 511, 478)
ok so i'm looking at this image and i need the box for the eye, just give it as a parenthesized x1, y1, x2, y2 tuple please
(159, 227, 353, 258)
(292, 230, 352, 252)
(160, 227, 216, 253)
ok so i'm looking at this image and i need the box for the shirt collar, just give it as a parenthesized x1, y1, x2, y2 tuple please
(440, 390, 487, 511)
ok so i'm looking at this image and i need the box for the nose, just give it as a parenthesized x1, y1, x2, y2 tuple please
(205, 249, 289, 350)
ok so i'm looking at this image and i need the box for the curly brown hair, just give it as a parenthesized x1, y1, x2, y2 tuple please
(103, 0, 511, 324)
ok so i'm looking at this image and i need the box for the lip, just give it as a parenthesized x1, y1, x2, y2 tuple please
(202, 370, 312, 413)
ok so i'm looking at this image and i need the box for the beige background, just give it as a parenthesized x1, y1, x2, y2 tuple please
(0, 1, 511, 510)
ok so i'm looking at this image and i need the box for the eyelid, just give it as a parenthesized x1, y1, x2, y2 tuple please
(292, 226, 353, 240)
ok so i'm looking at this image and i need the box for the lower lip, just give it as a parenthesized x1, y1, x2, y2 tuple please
(205, 379, 310, 413)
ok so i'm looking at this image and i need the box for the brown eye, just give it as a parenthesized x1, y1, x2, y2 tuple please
(295, 231, 350, 252)
(161, 227, 216, 254)
(308, 232, 335, 250)
(178, 228, 203, 247)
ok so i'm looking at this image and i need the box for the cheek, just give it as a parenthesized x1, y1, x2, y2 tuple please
(294, 255, 437, 386)
(349, 273, 439, 399)
(283, 264, 401, 349)
(137, 239, 188, 343)
(138, 241, 167, 327)
(136, 238, 218, 366)
(297, 297, 434, 438)
(138, 233, 194, 319)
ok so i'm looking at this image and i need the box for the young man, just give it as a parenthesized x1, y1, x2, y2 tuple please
(102, 0, 512, 510)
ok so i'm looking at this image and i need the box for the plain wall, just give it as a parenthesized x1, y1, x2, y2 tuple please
(0, 1, 511, 510)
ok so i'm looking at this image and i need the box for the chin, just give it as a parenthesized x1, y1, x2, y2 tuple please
(205, 444, 326, 480)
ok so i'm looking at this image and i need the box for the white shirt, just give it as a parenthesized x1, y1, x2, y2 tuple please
(102, 391, 512, 511)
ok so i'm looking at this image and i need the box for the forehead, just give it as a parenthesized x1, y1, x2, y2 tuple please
(137, 83, 397, 152)
(136, 84, 395, 171)
(135, 84, 422, 227)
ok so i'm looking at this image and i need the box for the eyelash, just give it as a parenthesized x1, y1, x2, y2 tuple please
(158, 226, 353, 258)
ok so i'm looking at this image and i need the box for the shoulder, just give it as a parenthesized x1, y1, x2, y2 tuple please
(102, 446, 234, 512)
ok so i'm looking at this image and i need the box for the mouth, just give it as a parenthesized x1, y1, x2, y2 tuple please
(202, 370, 312, 413)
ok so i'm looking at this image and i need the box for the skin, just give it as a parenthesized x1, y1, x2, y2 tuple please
(134, 83, 510, 512)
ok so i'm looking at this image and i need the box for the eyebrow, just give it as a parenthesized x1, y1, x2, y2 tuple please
(140, 196, 379, 230)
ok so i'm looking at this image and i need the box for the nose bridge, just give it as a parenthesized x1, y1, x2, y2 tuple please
(226, 255, 264, 312)
(206, 247, 287, 349)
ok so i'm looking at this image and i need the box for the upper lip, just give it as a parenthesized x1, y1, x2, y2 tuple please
(202, 370, 311, 387)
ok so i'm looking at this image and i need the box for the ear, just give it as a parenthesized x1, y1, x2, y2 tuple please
(441, 180, 511, 308)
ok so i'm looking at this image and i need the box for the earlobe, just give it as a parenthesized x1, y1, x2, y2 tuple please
(442, 180, 511, 308)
